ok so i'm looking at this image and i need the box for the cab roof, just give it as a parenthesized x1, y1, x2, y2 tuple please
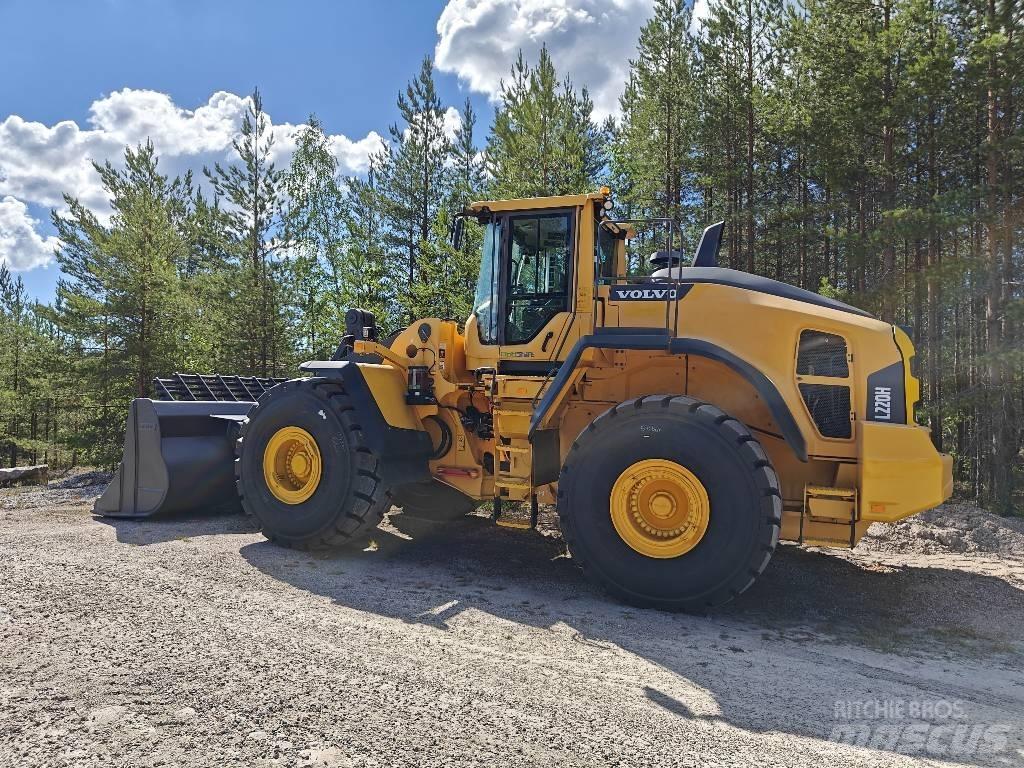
(468, 190, 608, 214)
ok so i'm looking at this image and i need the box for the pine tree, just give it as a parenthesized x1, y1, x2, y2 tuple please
(0, 265, 30, 465)
(0, 266, 68, 467)
(412, 98, 487, 323)
(612, 0, 696, 226)
(281, 115, 350, 357)
(204, 88, 291, 376)
(50, 141, 198, 463)
(451, 98, 486, 204)
(342, 156, 395, 330)
(377, 57, 452, 322)
(486, 46, 606, 198)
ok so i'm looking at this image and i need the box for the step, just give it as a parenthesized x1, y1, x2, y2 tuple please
(495, 519, 533, 530)
(496, 445, 531, 455)
(495, 479, 531, 491)
(494, 478, 531, 501)
(805, 485, 856, 500)
(801, 536, 855, 548)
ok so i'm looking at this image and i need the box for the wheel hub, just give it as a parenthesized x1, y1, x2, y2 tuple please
(263, 426, 322, 505)
(610, 459, 710, 558)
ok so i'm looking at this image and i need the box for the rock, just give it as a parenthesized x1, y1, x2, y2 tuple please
(88, 705, 126, 727)
(302, 746, 352, 767)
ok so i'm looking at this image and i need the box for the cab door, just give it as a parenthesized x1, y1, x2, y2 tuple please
(497, 209, 575, 373)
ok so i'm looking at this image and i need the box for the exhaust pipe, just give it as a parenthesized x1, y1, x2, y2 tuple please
(94, 374, 284, 518)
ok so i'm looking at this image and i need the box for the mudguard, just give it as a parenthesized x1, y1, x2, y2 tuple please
(299, 361, 434, 487)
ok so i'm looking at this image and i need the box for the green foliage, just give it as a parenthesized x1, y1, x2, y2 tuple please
(611, 0, 1024, 509)
(204, 88, 293, 377)
(487, 46, 606, 198)
(47, 141, 204, 464)
(281, 115, 350, 358)
(374, 57, 453, 323)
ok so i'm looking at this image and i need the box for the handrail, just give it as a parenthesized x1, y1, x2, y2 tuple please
(596, 216, 679, 337)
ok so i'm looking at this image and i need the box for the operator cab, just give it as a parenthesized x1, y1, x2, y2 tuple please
(457, 192, 612, 373)
(471, 209, 573, 347)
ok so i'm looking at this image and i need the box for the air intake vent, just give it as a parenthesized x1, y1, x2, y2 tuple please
(797, 331, 849, 377)
(799, 384, 852, 439)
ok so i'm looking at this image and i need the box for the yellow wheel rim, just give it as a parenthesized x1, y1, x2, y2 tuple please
(263, 426, 322, 505)
(610, 459, 710, 559)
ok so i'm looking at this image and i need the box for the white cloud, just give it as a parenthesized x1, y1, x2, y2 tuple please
(443, 106, 462, 141)
(690, 0, 710, 35)
(0, 88, 382, 271)
(0, 196, 61, 271)
(435, 0, 654, 120)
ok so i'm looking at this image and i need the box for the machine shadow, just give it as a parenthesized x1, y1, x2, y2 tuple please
(95, 508, 258, 546)
(239, 512, 1024, 766)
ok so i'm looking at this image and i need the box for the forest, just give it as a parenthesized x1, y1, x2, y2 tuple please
(0, 0, 1021, 512)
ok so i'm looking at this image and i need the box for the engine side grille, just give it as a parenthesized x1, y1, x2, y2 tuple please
(797, 331, 849, 377)
(799, 383, 852, 439)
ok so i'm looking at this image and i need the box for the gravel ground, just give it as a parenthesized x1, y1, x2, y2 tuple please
(1, 473, 1023, 767)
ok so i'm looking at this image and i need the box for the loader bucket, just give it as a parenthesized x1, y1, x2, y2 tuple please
(94, 398, 254, 518)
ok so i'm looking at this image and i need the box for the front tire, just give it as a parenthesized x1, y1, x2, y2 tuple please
(235, 378, 391, 550)
(557, 395, 781, 610)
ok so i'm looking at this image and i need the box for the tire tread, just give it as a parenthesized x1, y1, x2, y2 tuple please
(235, 378, 392, 550)
(557, 394, 782, 611)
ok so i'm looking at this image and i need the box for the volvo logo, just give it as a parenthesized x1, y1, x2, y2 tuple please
(610, 284, 684, 301)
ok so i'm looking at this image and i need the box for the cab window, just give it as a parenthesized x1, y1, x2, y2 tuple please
(504, 212, 572, 344)
(472, 220, 502, 343)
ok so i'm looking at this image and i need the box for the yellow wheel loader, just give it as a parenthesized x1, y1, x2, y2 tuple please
(95, 189, 953, 610)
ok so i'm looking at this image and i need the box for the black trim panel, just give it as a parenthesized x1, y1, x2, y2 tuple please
(648, 266, 872, 318)
(528, 333, 808, 462)
(531, 428, 561, 485)
(498, 360, 562, 376)
(608, 283, 694, 302)
(866, 362, 907, 424)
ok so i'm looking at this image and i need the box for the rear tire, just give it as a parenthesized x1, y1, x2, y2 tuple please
(557, 395, 781, 611)
(235, 378, 391, 550)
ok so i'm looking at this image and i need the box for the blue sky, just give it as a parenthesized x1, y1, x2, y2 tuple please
(0, 0, 666, 301)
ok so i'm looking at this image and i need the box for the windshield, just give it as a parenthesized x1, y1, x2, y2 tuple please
(472, 219, 501, 343)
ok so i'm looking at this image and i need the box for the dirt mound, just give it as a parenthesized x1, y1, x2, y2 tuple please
(858, 501, 1024, 558)
(52, 469, 113, 490)
(0, 469, 111, 512)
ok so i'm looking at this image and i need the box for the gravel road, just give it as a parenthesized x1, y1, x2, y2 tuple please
(1, 476, 1023, 767)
